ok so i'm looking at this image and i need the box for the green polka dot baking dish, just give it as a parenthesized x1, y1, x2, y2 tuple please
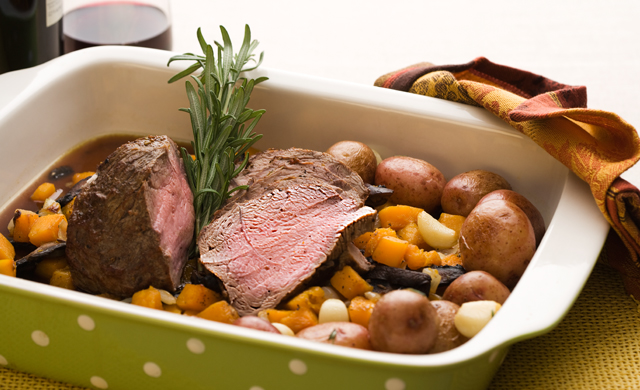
(0, 46, 608, 390)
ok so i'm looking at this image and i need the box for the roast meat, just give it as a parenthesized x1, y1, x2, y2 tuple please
(198, 148, 374, 315)
(199, 184, 375, 315)
(66, 135, 195, 297)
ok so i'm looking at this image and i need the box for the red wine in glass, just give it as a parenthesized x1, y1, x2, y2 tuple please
(63, 1, 171, 53)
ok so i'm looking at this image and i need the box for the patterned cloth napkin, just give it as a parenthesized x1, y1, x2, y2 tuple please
(375, 57, 640, 302)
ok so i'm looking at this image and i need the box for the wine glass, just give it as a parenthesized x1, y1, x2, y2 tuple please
(62, 0, 172, 54)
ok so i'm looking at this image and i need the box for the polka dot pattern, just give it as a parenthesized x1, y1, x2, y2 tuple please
(288, 359, 307, 375)
(90, 376, 108, 389)
(78, 315, 95, 331)
(12, 310, 414, 390)
(143, 362, 162, 378)
(385, 377, 406, 390)
(186, 338, 205, 354)
(31, 330, 49, 347)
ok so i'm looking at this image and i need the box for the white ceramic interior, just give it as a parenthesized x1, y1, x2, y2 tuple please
(0, 46, 610, 388)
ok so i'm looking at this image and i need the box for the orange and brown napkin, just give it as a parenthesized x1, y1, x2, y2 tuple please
(375, 57, 640, 302)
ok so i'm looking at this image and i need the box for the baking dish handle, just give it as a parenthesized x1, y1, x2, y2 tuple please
(474, 172, 610, 352)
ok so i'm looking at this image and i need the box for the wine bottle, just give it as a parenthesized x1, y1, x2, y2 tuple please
(0, 0, 63, 74)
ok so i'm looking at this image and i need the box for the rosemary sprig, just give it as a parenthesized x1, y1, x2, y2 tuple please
(168, 25, 267, 253)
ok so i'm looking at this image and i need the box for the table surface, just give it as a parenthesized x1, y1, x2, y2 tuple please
(2, 0, 640, 388)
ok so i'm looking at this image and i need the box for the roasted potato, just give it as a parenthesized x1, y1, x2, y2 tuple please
(442, 271, 511, 305)
(326, 141, 378, 184)
(459, 200, 536, 289)
(440, 170, 511, 217)
(368, 289, 439, 354)
(374, 156, 446, 212)
(296, 321, 371, 350)
(233, 316, 280, 334)
(429, 300, 468, 353)
(477, 189, 545, 246)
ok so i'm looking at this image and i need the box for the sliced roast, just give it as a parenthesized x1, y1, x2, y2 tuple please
(66, 135, 195, 297)
(198, 184, 376, 316)
(229, 148, 369, 207)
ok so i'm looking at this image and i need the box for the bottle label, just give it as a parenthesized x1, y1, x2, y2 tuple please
(46, 0, 63, 27)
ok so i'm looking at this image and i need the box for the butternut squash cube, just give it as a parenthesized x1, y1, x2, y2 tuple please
(279, 308, 318, 333)
(330, 265, 373, 299)
(261, 308, 320, 333)
(397, 222, 432, 250)
(353, 231, 373, 250)
(262, 308, 295, 323)
(28, 214, 67, 247)
(176, 284, 221, 312)
(285, 286, 326, 314)
(163, 304, 182, 314)
(11, 209, 39, 243)
(0, 233, 15, 260)
(35, 257, 69, 282)
(132, 286, 163, 310)
(441, 253, 463, 266)
(50, 267, 74, 290)
(438, 213, 466, 239)
(30, 183, 56, 202)
(72, 171, 95, 185)
(372, 236, 409, 268)
(62, 198, 75, 220)
(364, 228, 397, 257)
(197, 301, 240, 324)
(378, 205, 424, 230)
(348, 296, 376, 327)
(404, 244, 427, 270)
(424, 250, 442, 267)
(0, 259, 16, 277)
(405, 245, 442, 270)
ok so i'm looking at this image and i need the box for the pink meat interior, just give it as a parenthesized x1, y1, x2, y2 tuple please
(201, 185, 374, 313)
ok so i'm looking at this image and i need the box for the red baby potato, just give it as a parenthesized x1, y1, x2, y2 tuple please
(296, 322, 372, 350)
(441, 170, 512, 217)
(459, 200, 536, 289)
(477, 189, 545, 247)
(429, 300, 468, 353)
(374, 156, 446, 212)
(368, 289, 439, 354)
(233, 316, 280, 334)
(442, 271, 511, 306)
